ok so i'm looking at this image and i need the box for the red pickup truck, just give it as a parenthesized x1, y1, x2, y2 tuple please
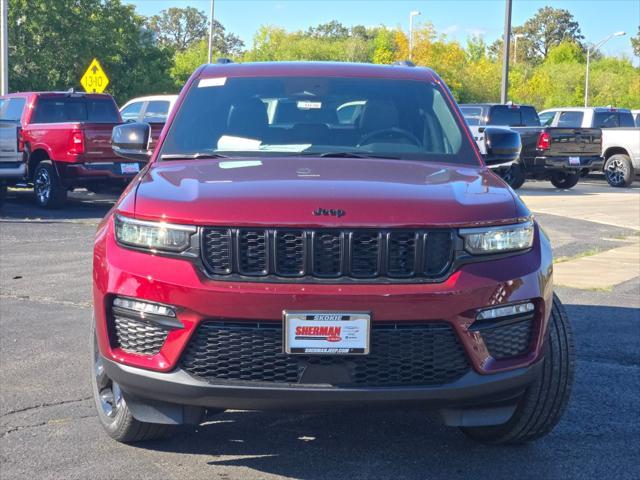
(0, 91, 144, 208)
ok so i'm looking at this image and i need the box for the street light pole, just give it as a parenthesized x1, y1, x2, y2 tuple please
(1, 0, 8, 95)
(513, 33, 524, 64)
(500, 0, 512, 104)
(584, 31, 626, 107)
(409, 10, 421, 61)
(207, 0, 215, 63)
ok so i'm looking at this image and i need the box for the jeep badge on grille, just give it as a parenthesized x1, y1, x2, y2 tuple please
(313, 208, 345, 218)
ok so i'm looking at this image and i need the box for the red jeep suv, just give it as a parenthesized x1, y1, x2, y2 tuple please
(91, 62, 574, 445)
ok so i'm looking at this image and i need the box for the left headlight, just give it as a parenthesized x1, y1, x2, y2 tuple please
(114, 215, 196, 252)
(459, 221, 534, 255)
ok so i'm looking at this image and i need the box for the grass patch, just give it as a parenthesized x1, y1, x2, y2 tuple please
(554, 247, 605, 264)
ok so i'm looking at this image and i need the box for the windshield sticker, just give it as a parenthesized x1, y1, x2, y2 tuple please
(219, 161, 263, 169)
(198, 77, 227, 88)
(297, 101, 322, 110)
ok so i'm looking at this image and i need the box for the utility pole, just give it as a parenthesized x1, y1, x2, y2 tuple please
(408, 11, 421, 61)
(500, 0, 512, 104)
(207, 0, 215, 63)
(1, 0, 8, 95)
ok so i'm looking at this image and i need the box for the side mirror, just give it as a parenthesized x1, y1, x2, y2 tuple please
(112, 122, 151, 162)
(482, 127, 521, 167)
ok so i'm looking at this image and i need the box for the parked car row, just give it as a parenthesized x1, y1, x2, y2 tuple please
(461, 103, 639, 189)
(0, 91, 177, 208)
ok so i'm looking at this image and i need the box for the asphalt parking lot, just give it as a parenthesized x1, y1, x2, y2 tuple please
(1, 178, 639, 480)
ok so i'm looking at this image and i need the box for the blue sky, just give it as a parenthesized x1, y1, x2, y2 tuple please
(126, 0, 639, 62)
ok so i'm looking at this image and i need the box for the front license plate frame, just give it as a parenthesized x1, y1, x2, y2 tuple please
(283, 311, 371, 355)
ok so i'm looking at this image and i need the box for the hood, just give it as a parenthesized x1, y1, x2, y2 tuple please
(132, 157, 527, 227)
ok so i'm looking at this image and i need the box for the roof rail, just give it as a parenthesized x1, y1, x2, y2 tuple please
(216, 58, 233, 64)
(393, 60, 416, 67)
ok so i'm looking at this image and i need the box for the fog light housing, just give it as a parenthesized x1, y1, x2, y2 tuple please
(477, 302, 534, 320)
(113, 297, 176, 318)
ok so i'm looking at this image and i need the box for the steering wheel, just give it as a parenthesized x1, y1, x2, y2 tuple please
(358, 128, 421, 147)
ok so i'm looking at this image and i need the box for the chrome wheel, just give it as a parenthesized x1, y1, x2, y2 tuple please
(93, 338, 122, 418)
(605, 158, 627, 186)
(34, 167, 51, 204)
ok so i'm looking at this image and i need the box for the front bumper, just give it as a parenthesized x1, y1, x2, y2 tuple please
(103, 355, 543, 411)
(94, 215, 554, 377)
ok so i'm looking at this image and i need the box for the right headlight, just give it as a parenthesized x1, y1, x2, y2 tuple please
(114, 215, 196, 253)
(459, 221, 534, 255)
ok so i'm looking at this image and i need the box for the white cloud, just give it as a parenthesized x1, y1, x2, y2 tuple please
(465, 27, 487, 37)
(442, 24, 460, 36)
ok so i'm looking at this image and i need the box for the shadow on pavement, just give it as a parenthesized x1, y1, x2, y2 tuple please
(130, 303, 639, 480)
(0, 188, 116, 222)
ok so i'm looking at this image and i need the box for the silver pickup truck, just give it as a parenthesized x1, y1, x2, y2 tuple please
(0, 97, 28, 205)
(539, 107, 639, 187)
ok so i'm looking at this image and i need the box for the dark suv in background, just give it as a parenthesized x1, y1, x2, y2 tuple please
(461, 103, 603, 189)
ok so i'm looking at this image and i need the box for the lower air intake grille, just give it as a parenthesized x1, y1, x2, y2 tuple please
(181, 322, 470, 387)
(481, 318, 534, 360)
(113, 316, 169, 356)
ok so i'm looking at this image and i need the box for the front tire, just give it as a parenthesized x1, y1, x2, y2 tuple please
(461, 294, 575, 445)
(604, 154, 634, 187)
(33, 161, 67, 208)
(549, 171, 580, 189)
(90, 323, 172, 443)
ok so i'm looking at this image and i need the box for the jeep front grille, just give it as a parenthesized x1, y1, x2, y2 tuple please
(201, 228, 454, 282)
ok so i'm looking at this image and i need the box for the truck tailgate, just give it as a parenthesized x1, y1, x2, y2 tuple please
(546, 128, 602, 156)
(81, 123, 122, 162)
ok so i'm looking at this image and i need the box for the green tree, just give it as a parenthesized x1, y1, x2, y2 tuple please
(147, 7, 208, 51)
(170, 40, 209, 87)
(147, 7, 243, 56)
(519, 7, 584, 61)
(466, 35, 487, 62)
(8, 0, 174, 104)
(371, 28, 397, 64)
(631, 26, 640, 57)
(306, 21, 349, 39)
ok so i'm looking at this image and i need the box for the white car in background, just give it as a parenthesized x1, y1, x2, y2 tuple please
(120, 95, 178, 149)
(120, 95, 178, 124)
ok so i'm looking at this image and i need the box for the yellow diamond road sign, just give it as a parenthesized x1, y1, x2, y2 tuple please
(80, 58, 109, 93)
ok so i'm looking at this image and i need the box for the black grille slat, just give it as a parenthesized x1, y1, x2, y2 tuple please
(312, 231, 343, 277)
(482, 318, 533, 360)
(351, 232, 381, 277)
(201, 228, 453, 281)
(275, 231, 306, 276)
(387, 232, 417, 277)
(424, 231, 453, 276)
(202, 228, 232, 274)
(113, 316, 168, 356)
(181, 322, 470, 387)
(238, 230, 268, 275)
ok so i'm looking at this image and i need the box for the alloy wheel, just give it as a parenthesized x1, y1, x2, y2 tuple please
(34, 168, 51, 204)
(605, 158, 626, 185)
(93, 338, 122, 418)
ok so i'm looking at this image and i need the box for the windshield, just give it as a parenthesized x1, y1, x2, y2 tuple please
(159, 76, 477, 165)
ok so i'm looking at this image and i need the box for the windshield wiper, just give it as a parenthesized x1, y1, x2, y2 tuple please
(161, 153, 231, 161)
(304, 151, 401, 160)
